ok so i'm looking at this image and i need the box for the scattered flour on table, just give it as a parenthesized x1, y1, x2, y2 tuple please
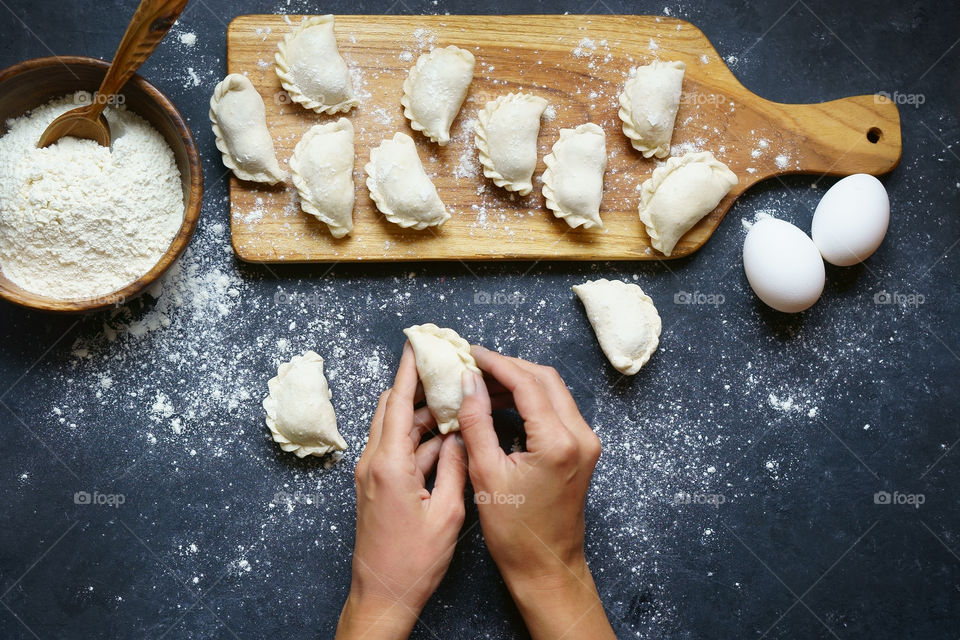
(741, 209, 776, 231)
(185, 67, 201, 87)
(50, 222, 864, 638)
(0, 92, 183, 299)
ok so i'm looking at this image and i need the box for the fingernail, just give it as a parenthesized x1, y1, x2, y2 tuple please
(454, 433, 465, 448)
(462, 370, 477, 395)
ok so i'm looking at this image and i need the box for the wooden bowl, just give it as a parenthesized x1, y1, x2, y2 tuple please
(0, 56, 202, 313)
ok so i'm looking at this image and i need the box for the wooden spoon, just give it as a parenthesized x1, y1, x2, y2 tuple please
(37, 0, 188, 148)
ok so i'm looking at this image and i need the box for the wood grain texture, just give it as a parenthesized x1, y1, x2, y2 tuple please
(227, 14, 901, 263)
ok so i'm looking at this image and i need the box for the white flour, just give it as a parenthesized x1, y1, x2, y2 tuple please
(0, 92, 183, 299)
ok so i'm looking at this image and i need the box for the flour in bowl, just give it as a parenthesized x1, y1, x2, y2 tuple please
(0, 92, 184, 300)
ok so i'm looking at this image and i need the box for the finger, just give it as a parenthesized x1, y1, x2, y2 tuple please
(504, 356, 589, 434)
(431, 434, 467, 518)
(364, 390, 391, 457)
(410, 406, 438, 448)
(380, 343, 420, 452)
(470, 346, 567, 450)
(414, 435, 444, 480)
(471, 346, 557, 417)
(458, 370, 505, 470)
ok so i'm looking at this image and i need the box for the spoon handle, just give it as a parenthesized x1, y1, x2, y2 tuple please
(88, 0, 189, 120)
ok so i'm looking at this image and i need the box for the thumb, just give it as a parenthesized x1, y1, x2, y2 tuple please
(431, 434, 467, 517)
(458, 371, 502, 471)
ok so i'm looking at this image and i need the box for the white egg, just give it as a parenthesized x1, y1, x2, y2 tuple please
(743, 218, 825, 313)
(811, 173, 889, 266)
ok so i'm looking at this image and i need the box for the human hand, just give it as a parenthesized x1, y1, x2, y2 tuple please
(336, 343, 467, 640)
(457, 346, 615, 640)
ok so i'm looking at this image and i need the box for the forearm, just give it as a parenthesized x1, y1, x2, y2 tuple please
(335, 591, 419, 640)
(506, 560, 616, 640)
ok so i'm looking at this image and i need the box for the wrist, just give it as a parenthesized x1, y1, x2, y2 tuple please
(336, 589, 420, 640)
(504, 558, 614, 640)
(505, 555, 594, 607)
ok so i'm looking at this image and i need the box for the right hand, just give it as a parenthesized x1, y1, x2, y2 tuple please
(457, 346, 615, 640)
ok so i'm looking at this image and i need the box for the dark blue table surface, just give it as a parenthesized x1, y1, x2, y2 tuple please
(1, 1, 958, 638)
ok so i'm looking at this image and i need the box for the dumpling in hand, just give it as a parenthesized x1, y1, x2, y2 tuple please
(263, 351, 347, 458)
(618, 60, 686, 159)
(275, 15, 359, 115)
(542, 123, 607, 229)
(573, 279, 661, 375)
(403, 324, 479, 434)
(209, 73, 284, 184)
(401, 45, 475, 146)
(638, 151, 738, 256)
(365, 132, 450, 230)
(475, 92, 548, 195)
(290, 118, 355, 238)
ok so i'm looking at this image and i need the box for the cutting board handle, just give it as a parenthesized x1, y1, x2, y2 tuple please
(757, 94, 901, 179)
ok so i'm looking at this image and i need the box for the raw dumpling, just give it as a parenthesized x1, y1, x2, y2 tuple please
(618, 60, 686, 159)
(262, 351, 346, 458)
(403, 324, 480, 434)
(475, 92, 548, 195)
(290, 118, 355, 238)
(365, 132, 450, 230)
(275, 15, 359, 115)
(401, 45, 475, 146)
(638, 151, 738, 256)
(542, 123, 607, 229)
(209, 74, 284, 184)
(573, 279, 661, 375)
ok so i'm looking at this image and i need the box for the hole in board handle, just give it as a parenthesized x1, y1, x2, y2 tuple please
(867, 127, 882, 143)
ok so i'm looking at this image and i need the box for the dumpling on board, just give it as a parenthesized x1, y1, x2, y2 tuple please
(403, 324, 480, 434)
(365, 132, 450, 230)
(618, 60, 686, 159)
(290, 118, 355, 238)
(209, 74, 284, 184)
(573, 279, 661, 375)
(263, 351, 347, 458)
(475, 92, 548, 196)
(401, 45, 475, 146)
(275, 15, 359, 115)
(638, 151, 738, 256)
(542, 123, 607, 229)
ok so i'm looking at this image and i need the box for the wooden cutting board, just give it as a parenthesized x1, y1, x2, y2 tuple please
(226, 14, 901, 262)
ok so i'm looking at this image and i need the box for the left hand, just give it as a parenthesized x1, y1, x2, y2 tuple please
(336, 343, 468, 640)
